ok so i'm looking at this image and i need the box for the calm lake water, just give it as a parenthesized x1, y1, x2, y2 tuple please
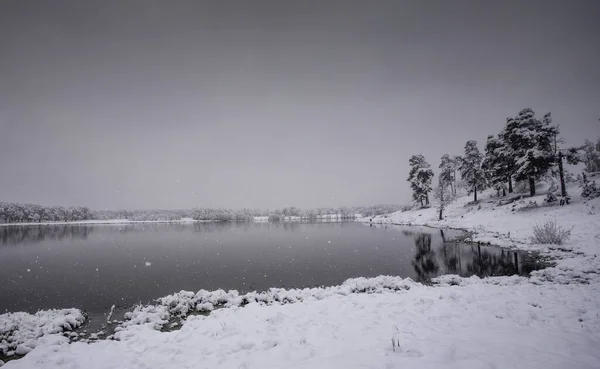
(0, 222, 542, 314)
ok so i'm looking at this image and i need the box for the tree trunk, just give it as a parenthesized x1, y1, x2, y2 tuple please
(474, 186, 478, 202)
(496, 188, 500, 197)
(502, 188, 506, 197)
(425, 193, 430, 206)
(439, 189, 444, 220)
(558, 152, 567, 197)
(528, 177, 536, 196)
(508, 176, 513, 193)
(452, 170, 457, 195)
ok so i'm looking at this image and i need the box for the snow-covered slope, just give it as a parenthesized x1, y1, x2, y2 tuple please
(361, 187, 599, 254)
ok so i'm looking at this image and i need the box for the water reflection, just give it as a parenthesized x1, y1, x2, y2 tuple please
(411, 233, 439, 282)
(0, 220, 330, 244)
(406, 229, 534, 282)
(0, 225, 95, 246)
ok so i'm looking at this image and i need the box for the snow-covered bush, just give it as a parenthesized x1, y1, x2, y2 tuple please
(557, 195, 571, 206)
(531, 220, 572, 245)
(544, 192, 557, 203)
(580, 172, 599, 199)
(0, 309, 85, 356)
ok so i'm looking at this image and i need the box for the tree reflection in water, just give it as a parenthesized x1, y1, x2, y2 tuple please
(0, 225, 94, 246)
(409, 229, 532, 282)
(411, 233, 440, 282)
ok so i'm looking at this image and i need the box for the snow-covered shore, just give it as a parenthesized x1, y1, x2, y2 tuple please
(0, 215, 351, 227)
(4, 276, 599, 369)
(2, 188, 600, 368)
(0, 218, 205, 227)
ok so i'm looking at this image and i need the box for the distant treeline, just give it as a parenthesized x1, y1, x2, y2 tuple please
(0, 202, 403, 224)
(0, 203, 92, 223)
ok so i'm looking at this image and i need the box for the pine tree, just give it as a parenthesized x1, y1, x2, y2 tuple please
(452, 155, 462, 194)
(407, 154, 434, 207)
(504, 109, 558, 196)
(496, 118, 519, 193)
(580, 172, 600, 199)
(581, 139, 600, 173)
(433, 176, 455, 220)
(459, 140, 486, 202)
(438, 154, 456, 195)
(482, 135, 508, 197)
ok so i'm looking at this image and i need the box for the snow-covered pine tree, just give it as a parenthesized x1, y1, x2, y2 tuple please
(496, 117, 521, 193)
(580, 172, 600, 199)
(452, 155, 463, 194)
(433, 176, 455, 220)
(407, 154, 434, 207)
(438, 154, 456, 195)
(580, 139, 600, 173)
(459, 140, 486, 202)
(482, 134, 508, 197)
(505, 109, 558, 196)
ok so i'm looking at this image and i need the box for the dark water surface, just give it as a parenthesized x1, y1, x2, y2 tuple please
(0, 222, 542, 314)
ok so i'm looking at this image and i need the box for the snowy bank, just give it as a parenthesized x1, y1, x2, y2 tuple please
(112, 276, 414, 335)
(6, 276, 600, 369)
(0, 309, 85, 358)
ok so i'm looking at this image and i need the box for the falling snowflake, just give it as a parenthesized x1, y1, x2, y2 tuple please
(145, 261, 152, 267)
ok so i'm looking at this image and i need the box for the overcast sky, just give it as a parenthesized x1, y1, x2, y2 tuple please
(1, 0, 599, 210)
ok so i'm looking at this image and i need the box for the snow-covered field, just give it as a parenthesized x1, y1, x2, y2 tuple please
(2, 187, 600, 368)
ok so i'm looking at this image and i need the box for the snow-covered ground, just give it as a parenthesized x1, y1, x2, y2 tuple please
(4, 277, 599, 369)
(2, 186, 600, 368)
(359, 186, 599, 258)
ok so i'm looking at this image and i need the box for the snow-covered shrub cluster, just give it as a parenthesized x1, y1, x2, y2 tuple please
(579, 172, 600, 199)
(0, 309, 85, 356)
(544, 192, 558, 203)
(116, 276, 414, 333)
(531, 220, 572, 245)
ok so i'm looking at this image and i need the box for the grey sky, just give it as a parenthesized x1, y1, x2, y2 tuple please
(1, 0, 599, 210)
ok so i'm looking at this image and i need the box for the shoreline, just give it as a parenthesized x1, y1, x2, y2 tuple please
(2, 188, 600, 368)
(0, 217, 356, 228)
(0, 219, 210, 227)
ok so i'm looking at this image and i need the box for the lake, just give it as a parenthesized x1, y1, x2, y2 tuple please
(0, 222, 543, 315)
